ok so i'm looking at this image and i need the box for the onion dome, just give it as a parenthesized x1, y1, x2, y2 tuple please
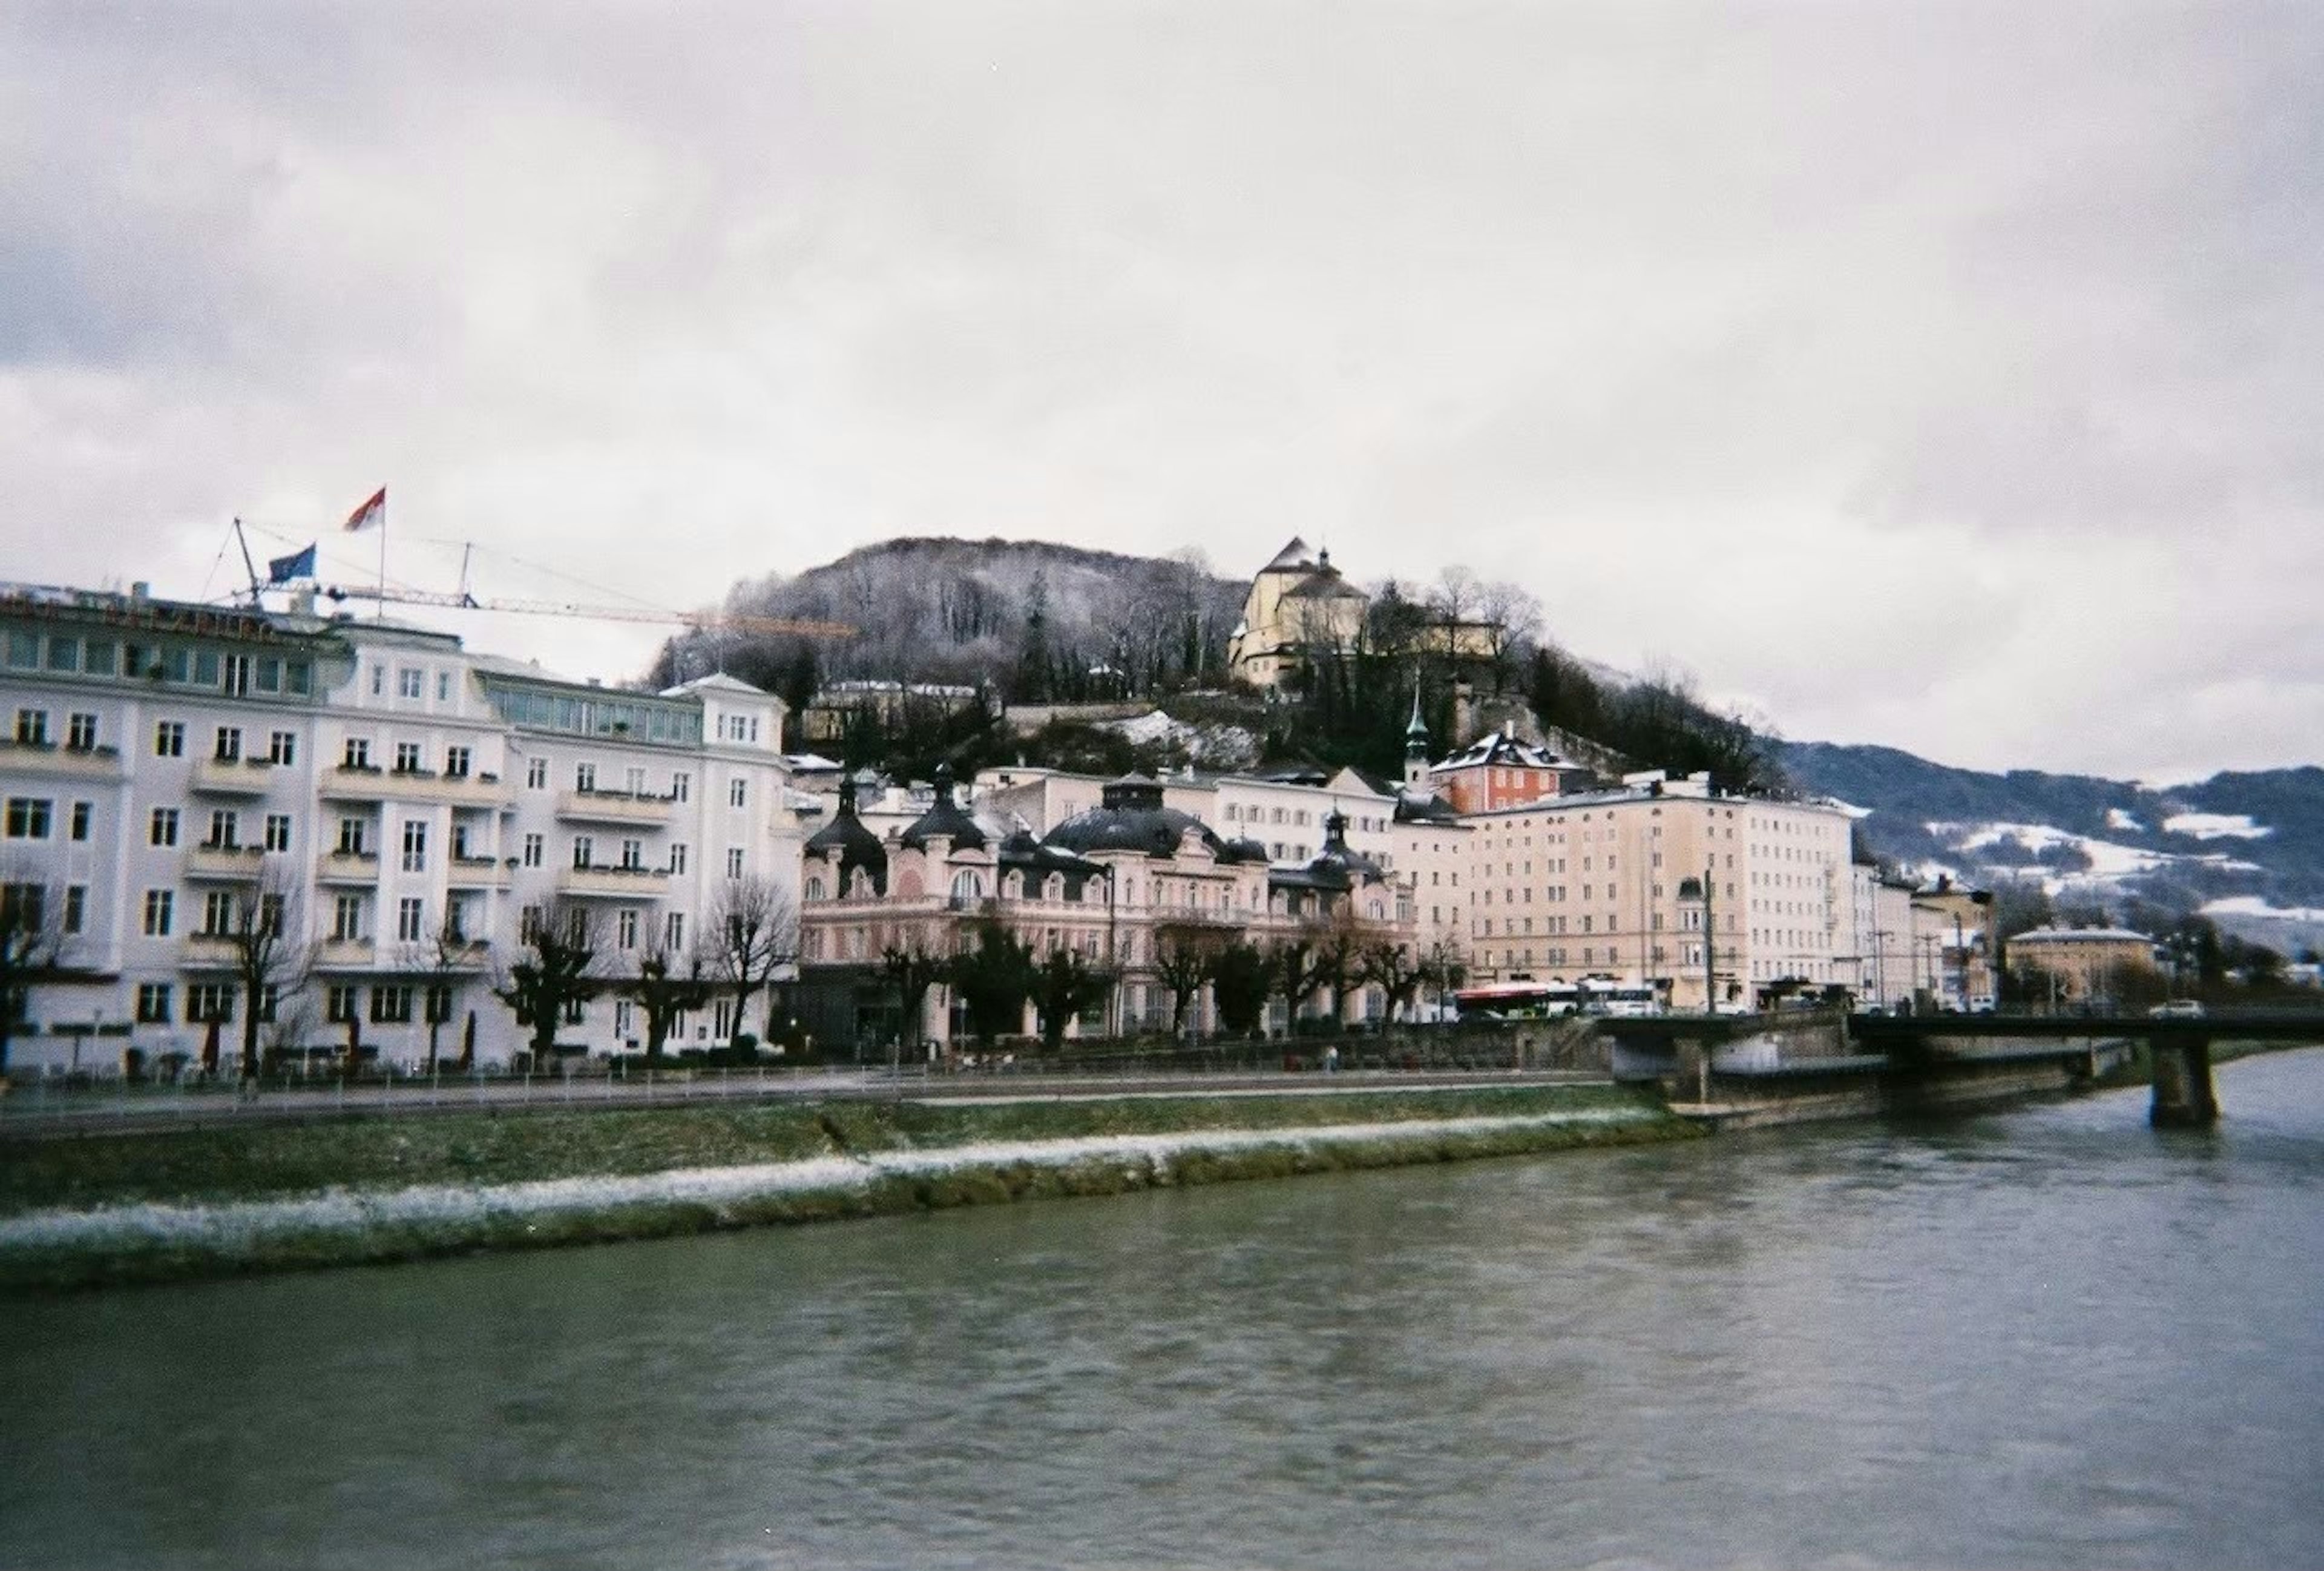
(803, 774, 887, 891)
(898, 762, 988, 851)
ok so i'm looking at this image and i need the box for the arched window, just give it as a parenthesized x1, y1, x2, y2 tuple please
(1045, 873, 1065, 902)
(1002, 871, 1023, 900)
(804, 875, 827, 903)
(951, 869, 983, 902)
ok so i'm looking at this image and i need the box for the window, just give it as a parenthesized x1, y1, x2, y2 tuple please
(264, 814, 292, 852)
(150, 808, 180, 847)
(728, 779, 747, 808)
(205, 809, 239, 849)
(665, 912, 686, 950)
(669, 843, 688, 875)
(154, 720, 184, 758)
(397, 897, 425, 943)
(142, 889, 174, 936)
(327, 986, 358, 1024)
(62, 885, 85, 935)
(437, 671, 453, 702)
(522, 832, 543, 868)
(370, 985, 414, 1024)
(343, 737, 372, 769)
(726, 848, 745, 878)
(202, 890, 237, 935)
(398, 667, 423, 700)
(69, 801, 91, 841)
(426, 984, 453, 1024)
(526, 757, 548, 789)
(136, 983, 174, 1024)
(268, 731, 297, 765)
(332, 894, 364, 942)
(336, 817, 367, 856)
(670, 771, 691, 803)
(805, 875, 826, 902)
(223, 654, 251, 697)
(576, 763, 597, 792)
(625, 766, 647, 795)
(573, 835, 595, 869)
(519, 905, 544, 944)
(619, 838, 643, 870)
(213, 726, 242, 762)
(401, 820, 427, 872)
(14, 709, 48, 745)
(65, 712, 97, 751)
(617, 909, 639, 949)
(394, 742, 423, 773)
(5, 798, 53, 839)
(445, 896, 473, 943)
(444, 746, 470, 779)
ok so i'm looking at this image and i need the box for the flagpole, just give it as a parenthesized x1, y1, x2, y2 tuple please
(376, 489, 387, 621)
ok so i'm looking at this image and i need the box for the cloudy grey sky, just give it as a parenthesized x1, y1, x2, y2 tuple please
(2, 2, 2318, 780)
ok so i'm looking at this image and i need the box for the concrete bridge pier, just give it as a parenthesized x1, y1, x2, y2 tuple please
(2149, 1035, 2219, 1128)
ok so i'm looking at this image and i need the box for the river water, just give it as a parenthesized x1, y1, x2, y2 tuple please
(5, 1052, 2320, 1570)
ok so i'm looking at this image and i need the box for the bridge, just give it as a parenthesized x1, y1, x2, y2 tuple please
(1598, 1011, 2324, 1128)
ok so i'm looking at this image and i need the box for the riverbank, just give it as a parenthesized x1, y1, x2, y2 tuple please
(0, 1083, 1694, 1290)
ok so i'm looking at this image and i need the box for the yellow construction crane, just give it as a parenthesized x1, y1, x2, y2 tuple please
(317, 582, 855, 641)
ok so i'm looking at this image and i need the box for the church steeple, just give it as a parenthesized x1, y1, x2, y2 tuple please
(1403, 683, 1431, 788)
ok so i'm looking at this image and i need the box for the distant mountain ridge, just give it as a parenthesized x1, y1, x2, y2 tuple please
(1779, 740, 2324, 932)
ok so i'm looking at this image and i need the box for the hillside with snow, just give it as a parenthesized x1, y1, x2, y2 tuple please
(1781, 743, 2324, 945)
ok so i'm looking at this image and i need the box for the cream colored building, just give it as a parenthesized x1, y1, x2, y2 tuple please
(1225, 538, 1370, 689)
(1460, 771, 1857, 1011)
(2003, 926, 2157, 1006)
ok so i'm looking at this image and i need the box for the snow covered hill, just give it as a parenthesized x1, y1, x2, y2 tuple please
(1779, 743, 2324, 943)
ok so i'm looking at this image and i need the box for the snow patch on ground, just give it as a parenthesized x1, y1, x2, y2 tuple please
(2163, 812, 2270, 840)
(0, 1110, 1653, 1255)
(2202, 895, 2324, 923)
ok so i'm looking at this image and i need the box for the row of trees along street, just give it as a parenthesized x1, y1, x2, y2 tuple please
(871, 912, 1468, 1062)
(0, 862, 800, 1079)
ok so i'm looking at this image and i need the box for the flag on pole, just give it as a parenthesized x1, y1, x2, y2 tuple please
(343, 487, 387, 533)
(266, 543, 318, 583)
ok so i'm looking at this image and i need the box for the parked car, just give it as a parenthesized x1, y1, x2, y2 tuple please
(2148, 999, 2205, 1018)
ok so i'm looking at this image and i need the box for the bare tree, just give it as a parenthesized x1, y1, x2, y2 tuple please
(401, 912, 482, 1074)
(219, 867, 314, 1082)
(706, 875, 799, 1046)
(495, 901, 605, 1064)
(876, 920, 951, 1062)
(0, 865, 70, 1073)
(1357, 940, 1426, 1023)
(1151, 921, 1227, 1039)
(618, 941, 715, 1061)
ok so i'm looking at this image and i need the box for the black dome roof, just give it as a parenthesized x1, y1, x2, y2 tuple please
(1043, 774, 1230, 860)
(898, 763, 988, 851)
(804, 776, 887, 889)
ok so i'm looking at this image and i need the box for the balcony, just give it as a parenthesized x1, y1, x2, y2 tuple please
(445, 855, 512, 891)
(320, 766, 512, 809)
(180, 935, 238, 967)
(555, 789, 673, 826)
(556, 863, 671, 899)
(315, 851, 381, 886)
(314, 938, 376, 970)
(0, 739, 125, 782)
(183, 844, 266, 881)
(191, 757, 278, 796)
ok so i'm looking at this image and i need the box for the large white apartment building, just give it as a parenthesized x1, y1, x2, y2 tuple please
(1460, 771, 1859, 1011)
(0, 584, 801, 1075)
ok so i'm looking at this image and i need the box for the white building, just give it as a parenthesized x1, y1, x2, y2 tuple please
(0, 584, 802, 1075)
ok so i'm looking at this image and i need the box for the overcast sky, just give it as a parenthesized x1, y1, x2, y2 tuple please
(3, 2, 2318, 782)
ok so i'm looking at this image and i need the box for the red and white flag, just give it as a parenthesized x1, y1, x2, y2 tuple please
(343, 487, 387, 533)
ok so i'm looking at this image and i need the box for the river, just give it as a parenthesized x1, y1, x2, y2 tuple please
(5, 1050, 2320, 1570)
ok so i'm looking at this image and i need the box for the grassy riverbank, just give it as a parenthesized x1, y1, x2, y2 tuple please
(0, 1084, 1693, 1290)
